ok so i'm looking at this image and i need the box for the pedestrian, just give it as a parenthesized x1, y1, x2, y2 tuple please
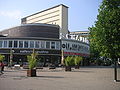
(0, 61, 4, 74)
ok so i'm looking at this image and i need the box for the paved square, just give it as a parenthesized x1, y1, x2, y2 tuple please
(0, 67, 120, 90)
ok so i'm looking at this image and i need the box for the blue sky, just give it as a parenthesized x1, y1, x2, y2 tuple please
(0, 0, 102, 31)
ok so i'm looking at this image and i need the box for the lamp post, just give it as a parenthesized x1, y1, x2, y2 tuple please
(9, 49, 14, 67)
(114, 58, 117, 82)
(61, 50, 64, 65)
(114, 58, 119, 82)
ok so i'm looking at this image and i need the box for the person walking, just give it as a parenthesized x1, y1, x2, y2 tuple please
(0, 61, 4, 74)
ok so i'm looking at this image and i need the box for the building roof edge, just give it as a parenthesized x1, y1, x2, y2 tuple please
(21, 4, 68, 20)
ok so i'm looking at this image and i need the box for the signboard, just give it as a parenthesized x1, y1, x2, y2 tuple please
(61, 39, 90, 57)
(0, 49, 60, 55)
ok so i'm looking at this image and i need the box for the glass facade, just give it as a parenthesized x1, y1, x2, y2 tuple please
(19, 41, 23, 48)
(0, 40, 60, 50)
(9, 41, 12, 48)
(3, 41, 8, 48)
(51, 42, 55, 49)
(35, 41, 40, 48)
(46, 42, 50, 49)
(0, 39, 90, 54)
(30, 41, 34, 48)
(14, 41, 18, 48)
(0, 41, 3, 48)
(24, 41, 29, 48)
(41, 41, 45, 48)
(56, 42, 60, 50)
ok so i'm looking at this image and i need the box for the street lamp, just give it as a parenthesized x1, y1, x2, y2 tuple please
(114, 58, 117, 82)
(61, 50, 64, 65)
(9, 49, 14, 67)
(114, 58, 120, 82)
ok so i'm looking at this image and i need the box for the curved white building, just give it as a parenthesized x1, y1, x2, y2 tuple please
(0, 4, 90, 66)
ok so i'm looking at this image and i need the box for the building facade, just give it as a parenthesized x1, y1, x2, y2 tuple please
(21, 4, 69, 35)
(0, 4, 90, 66)
(0, 24, 61, 66)
(69, 31, 89, 43)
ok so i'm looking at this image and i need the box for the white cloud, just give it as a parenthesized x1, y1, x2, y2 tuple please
(0, 10, 22, 19)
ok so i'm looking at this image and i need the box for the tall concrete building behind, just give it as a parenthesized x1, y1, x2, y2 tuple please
(21, 4, 68, 36)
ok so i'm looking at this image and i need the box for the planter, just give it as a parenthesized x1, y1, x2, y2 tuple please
(75, 65, 79, 69)
(49, 67, 56, 69)
(36, 67, 43, 69)
(27, 69, 36, 77)
(65, 66, 71, 71)
(1, 66, 4, 71)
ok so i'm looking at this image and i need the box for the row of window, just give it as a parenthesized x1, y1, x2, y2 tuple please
(0, 40, 60, 50)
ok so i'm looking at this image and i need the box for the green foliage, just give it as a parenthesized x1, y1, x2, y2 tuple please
(64, 56, 83, 66)
(74, 56, 83, 65)
(89, 0, 120, 59)
(38, 56, 44, 62)
(95, 59, 104, 66)
(70, 56, 75, 66)
(64, 56, 74, 66)
(0, 54, 5, 62)
(27, 50, 37, 69)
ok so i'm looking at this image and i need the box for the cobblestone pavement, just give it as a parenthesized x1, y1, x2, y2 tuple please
(0, 67, 120, 90)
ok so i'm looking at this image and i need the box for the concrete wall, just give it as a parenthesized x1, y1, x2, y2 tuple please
(21, 4, 69, 36)
(0, 24, 59, 39)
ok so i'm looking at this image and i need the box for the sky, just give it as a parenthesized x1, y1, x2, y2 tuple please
(0, 0, 102, 32)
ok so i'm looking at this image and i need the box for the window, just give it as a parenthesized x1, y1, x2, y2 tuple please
(19, 41, 23, 48)
(30, 41, 34, 48)
(51, 42, 55, 49)
(46, 42, 50, 49)
(3, 41, 7, 48)
(56, 42, 60, 50)
(0, 41, 3, 48)
(14, 41, 18, 48)
(35, 41, 40, 48)
(24, 41, 29, 48)
(41, 41, 45, 48)
(9, 41, 13, 48)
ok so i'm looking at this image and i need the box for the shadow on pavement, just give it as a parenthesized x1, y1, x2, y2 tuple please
(72, 70, 94, 73)
(116, 80, 120, 82)
(4, 70, 20, 72)
(36, 75, 64, 78)
(0, 74, 27, 79)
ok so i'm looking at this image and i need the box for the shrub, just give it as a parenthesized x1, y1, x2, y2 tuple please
(0, 54, 5, 62)
(74, 56, 83, 65)
(65, 56, 74, 66)
(27, 50, 37, 69)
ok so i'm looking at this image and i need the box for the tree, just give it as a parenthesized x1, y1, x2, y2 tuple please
(89, 0, 120, 81)
(89, 0, 120, 60)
